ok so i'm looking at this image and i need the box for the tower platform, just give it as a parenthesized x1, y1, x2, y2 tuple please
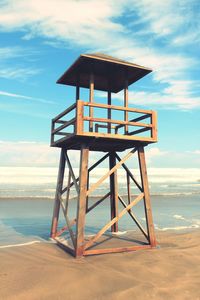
(51, 100, 157, 151)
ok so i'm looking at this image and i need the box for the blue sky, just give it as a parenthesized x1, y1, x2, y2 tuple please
(0, 0, 200, 168)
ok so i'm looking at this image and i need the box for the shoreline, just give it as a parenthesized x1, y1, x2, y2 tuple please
(0, 191, 200, 201)
(0, 230, 199, 299)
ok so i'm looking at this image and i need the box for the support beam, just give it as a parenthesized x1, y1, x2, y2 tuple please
(75, 145, 89, 257)
(138, 146, 156, 247)
(118, 195, 148, 240)
(87, 148, 137, 196)
(115, 153, 143, 192)
(109, 152, 118, 232)
(84, 193, 144, 250)
(51, 148, 66, 238)
(89, 73, 94, 132)
(124, 79, 128, 134)
(107, 91, 111, 133)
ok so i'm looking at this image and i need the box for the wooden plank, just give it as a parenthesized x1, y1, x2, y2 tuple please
(88, 152, 109, 172)
(76, 100, 84, 134)
(127, 173, 131, 204)
(128, 127, 150, 136)
(80, 132, 156, 143)
(50, 149, 66, 238)
(107, 90, 111, 133)
(84, 192, 144, 250)
(83, 101, 153, 115)
(51, 120, 54, 145)
(62, 153, 109, 195)
(151, 111, 158, 141)
(65, 171, 71, 217)
(115, 153, 143, 192)
(87, 148, 137, 196)
(115, 114, 151, 132)
(54, 237, 75, 256)
(84, 244, 151, 256)
(75, 146, 89, 257)
(52, 118, 76, 134)
(84, 116, 152, 128)
(52, 103, 76, 122)
(55, 132, 72, 136)
(109, 152, 118, 232)
(65, 152, 79, 194)
(89, 73, 94, 132)
(51, 133, 75, 146)
(59, 198, 76, 248)
(124, 79, 128, 134)
(87, 192, 110, 213)
(118, 195, 148, 240)
(138, 146, 156, 247)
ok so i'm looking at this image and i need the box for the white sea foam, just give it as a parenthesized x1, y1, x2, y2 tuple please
(157, 224, 200, 231)
(173, 214, 185, 220)
(0, 240, 41, 249)
(0, 239, 55, 249)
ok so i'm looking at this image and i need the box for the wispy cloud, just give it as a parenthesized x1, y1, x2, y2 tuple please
(0, 67, 41, 80)
(0, 90, 55, 104)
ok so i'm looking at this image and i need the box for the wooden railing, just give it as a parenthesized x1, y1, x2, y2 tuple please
(51, 100, 157, 144)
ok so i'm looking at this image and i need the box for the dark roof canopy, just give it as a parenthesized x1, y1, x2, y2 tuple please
(57, 53, 152, 93)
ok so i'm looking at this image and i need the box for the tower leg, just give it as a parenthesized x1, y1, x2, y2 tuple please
(109, 152, 118, 232)
(138, 146, 156, 247)
(75, 145, 89, 257)
(51, 148, 66, 238)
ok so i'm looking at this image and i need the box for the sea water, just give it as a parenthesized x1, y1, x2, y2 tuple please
(0, 167, 199, 247)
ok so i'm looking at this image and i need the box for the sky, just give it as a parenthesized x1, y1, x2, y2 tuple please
(0, 0, 200, 168)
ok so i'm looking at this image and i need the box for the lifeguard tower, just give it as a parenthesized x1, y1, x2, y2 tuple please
(50, 53, 157, 257)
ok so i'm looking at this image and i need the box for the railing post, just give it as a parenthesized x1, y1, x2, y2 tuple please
(151, 111, 157, 141)
(51, 120, 54, 145)
(76, 100, 84, 135)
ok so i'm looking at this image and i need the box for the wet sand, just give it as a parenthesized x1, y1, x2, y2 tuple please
(0, 230, 200, 300)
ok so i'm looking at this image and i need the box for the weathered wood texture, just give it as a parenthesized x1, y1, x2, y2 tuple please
(109, 152, 118, 232)
(51, 148, 66, 238)
(75, 146, 89, 257)
(138, 146, 157, 247)
(51, 146, 157, 257)
(51, 100, 157, 149)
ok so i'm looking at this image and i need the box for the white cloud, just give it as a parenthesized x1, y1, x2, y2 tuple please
(0, 141, 59, 167)
(0, 0, 199, 110)
(0, 141, 199, 169)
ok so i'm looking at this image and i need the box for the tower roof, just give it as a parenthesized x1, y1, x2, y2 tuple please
(57, 53, 152, 93)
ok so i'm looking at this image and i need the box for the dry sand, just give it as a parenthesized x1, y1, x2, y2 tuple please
(0, 230, 200, 300)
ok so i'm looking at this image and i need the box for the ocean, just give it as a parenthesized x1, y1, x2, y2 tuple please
(0, 167, 199, 248)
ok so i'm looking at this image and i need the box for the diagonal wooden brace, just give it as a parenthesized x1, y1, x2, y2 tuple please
(87, 148, 137, 196)
(84, 192, 144, 250)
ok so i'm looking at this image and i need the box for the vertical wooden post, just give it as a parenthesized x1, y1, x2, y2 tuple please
(51, 148, 66, 238)
(76, 100, 84, 134)
(124, 79, 128, 135)
(138, 146, 156, 247)
(75, 145, 89, 257)
(76, 74, 80, 101)
(76, 86, 80, 101)
(89, 73, 94, 132)
(107, 90, 111, 133)
(151, 111, 157, 141)
(109, 152, 118, 232)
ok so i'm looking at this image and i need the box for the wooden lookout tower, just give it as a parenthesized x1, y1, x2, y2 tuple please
(50, 53, 157, 257)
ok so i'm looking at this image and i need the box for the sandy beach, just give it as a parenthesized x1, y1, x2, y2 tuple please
(0, 230, 200, 300)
